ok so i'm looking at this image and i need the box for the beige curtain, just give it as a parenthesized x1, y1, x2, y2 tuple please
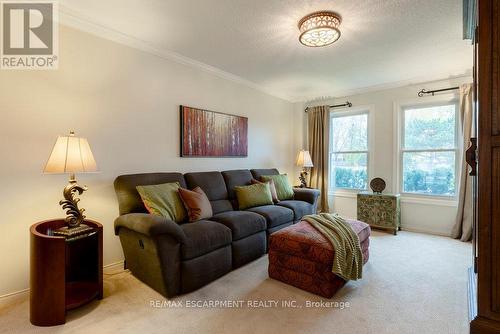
(452, 83, 474, 241)
(308, 105, 330, 213)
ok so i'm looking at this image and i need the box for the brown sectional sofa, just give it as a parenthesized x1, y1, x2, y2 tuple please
(113, 168, 320, 297)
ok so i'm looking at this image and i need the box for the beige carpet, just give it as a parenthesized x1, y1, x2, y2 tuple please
(0, 231, 471, 334)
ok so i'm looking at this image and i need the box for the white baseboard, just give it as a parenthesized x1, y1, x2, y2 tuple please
(401, 226, 452, 238)
(0, 288, 29, 299)
(0, 260, 125, 300)
(103, 260, 125, 272)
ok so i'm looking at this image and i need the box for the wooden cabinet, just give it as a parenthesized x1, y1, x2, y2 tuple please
(357, 192, 401, 235)
(470, 0, 500, 332)
(30, 219, 103, 326)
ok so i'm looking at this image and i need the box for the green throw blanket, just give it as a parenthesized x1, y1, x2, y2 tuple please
(303, 213, 363, 281)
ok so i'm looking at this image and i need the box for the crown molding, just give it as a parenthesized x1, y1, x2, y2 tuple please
(57, 5, 471, 105)
(58, 5, 293, 102)
(298, 72, 473, 104)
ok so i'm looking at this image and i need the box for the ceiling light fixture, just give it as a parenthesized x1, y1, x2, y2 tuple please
(298, 11, 341, 47)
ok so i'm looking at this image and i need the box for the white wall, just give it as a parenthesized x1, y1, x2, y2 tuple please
(298, 76, 472, 236)
(0, 26, 296, 296)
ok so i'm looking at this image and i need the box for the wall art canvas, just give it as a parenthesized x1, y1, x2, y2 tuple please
(180, 106, 248, 157)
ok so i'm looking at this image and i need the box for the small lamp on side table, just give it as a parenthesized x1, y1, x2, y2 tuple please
(43, 131, 98, 236)
(296, 150, 313, 188)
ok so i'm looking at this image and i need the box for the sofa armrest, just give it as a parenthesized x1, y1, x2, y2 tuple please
(114, 213, 186, 244)
(293, 187, 320, 205)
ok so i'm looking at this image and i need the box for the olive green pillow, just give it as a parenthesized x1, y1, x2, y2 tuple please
(251, 178, 279, 203)
(234, 183, 273, 210)
(136, 182, 186, 223)
(261, 174, 294, 200)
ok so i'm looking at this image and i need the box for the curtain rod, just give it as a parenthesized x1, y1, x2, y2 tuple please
(304, 101, 352, 113)
(417, 86, 459, 97)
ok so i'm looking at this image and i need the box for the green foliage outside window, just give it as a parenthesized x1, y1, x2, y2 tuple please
(403, 168, 455, 196)
(334, 167, 367, 189)
(402, 104, 456, 196)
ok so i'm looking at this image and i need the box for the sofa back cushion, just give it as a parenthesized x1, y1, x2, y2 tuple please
(221, 169, 254, 200)
(184, 172, 233, 214)
(114, 173, 187, 215)
(250, 168, 280, 180)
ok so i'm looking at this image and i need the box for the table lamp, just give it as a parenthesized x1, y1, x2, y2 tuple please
(43, 131, 98, 229)
(296, 150, 313, 188)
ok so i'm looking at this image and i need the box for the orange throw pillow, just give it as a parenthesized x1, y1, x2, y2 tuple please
(178, 187, 213, 222)
(251, 178, 280, 203)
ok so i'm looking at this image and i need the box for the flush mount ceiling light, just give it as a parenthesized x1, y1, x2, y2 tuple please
(298, 11, 342, 47)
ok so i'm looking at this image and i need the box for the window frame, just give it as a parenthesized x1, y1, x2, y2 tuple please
(328, 105, 374, 194)
(394, 95, 460, 200)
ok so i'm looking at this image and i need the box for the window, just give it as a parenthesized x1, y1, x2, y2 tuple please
(329, 110, 370, 190)
(399, 102, 458, 197)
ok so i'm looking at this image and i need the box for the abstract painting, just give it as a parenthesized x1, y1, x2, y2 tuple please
(180, 106, 248, 157)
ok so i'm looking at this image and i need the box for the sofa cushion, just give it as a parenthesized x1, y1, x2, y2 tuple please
(185, 171, 228, 200)
(180, 220, 232, 260)
(210, 200, 234, 214)
(246, 205, 293, 228)
(210, 211, 266, 240)
(222, 169, 254, 200)
(250, 168, 279, 180)
(277, 200, 314, 222)
(184, 172, 232, 214)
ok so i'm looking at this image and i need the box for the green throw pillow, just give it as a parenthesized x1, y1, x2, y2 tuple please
(261, 174, 294, 200)
(136, 182, 187, 223)
(234, 183, 273, 210)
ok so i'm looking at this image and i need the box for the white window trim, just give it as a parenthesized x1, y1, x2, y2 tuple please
(329, 105, 374, 197)
(393, 94, 460, 204)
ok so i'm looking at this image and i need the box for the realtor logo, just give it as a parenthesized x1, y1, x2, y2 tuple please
(1, 1, 58, 69)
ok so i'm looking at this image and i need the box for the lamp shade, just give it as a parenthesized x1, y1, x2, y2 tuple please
(296, 150, 314, 168)
(44, 131, 98, 174)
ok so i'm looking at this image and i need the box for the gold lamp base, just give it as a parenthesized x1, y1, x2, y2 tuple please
(59, 174, 88, 228)
(299, 168, 309, 188)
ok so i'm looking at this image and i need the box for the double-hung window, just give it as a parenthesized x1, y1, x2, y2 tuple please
(399, 101, 459, 197)
(329, 109, 370, 191)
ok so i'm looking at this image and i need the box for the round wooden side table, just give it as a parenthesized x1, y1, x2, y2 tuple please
(30, 219, 103, 326)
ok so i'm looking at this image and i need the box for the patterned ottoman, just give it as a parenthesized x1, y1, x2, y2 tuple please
(268, 219, 370, 298)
